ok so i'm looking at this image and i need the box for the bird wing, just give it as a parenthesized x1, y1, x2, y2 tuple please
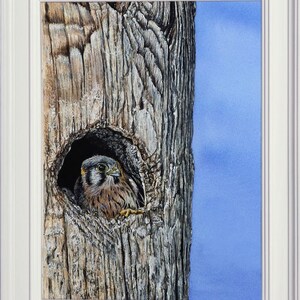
(74, 176, 85, 207)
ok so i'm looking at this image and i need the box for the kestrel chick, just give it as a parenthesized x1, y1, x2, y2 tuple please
(74, 155, 143, 219)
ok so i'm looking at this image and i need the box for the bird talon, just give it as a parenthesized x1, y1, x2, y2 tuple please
(120, 209, 144, 217)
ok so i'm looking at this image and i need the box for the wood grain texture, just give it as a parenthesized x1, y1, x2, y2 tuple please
(42, 2, 195, 299)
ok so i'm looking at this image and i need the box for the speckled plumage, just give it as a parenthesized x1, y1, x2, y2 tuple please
(74, 155, 141, 219)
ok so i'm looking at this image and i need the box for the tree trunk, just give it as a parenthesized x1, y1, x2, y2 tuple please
(42, 2, 195, 299)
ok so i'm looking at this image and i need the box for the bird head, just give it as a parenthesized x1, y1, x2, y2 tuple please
(81, 155, 122, 188)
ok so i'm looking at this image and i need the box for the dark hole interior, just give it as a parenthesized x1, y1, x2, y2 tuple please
(57, 128, 144, 206)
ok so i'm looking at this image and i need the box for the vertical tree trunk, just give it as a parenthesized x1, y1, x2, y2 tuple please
(42, 2, 195, 299)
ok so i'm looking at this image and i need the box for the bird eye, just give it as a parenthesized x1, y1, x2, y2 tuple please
(97, 163, 106, 172)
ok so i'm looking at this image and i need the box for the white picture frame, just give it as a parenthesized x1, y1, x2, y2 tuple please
(0, 0, 298, 299)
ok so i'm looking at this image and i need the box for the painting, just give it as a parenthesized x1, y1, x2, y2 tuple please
(42, 1, 261, 299)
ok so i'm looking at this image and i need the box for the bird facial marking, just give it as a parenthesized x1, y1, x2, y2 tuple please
(81, 156, 123, 189)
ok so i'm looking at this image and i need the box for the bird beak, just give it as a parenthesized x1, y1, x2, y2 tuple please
(81, 167, 86, 176)
(106, 165, 120, 177)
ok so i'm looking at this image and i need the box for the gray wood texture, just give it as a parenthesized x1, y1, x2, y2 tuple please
(42, 2, 195, 299)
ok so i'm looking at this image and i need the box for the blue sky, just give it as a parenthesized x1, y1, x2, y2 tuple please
(190, 2, 261, 300)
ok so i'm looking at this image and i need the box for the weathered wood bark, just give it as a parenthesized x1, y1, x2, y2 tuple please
(42, 2, 195, 299)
